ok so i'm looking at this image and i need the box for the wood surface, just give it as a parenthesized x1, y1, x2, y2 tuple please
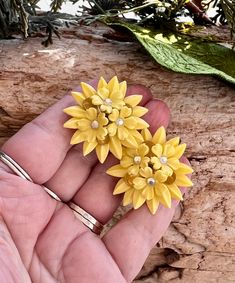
(0, 23, 235, 282)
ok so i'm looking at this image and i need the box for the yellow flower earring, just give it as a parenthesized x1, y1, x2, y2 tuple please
(107, 127, 193, 214)
(63, 76, 193, 215)
(63, 76, 149, 163)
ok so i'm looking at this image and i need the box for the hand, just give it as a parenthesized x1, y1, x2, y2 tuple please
(0, 83, 189, 283)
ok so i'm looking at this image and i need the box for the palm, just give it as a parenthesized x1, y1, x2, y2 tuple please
(0, 174, 126, 283)
(0, 84, 189, 283)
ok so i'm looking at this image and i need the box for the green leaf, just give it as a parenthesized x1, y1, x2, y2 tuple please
(108, 21, 235, 85)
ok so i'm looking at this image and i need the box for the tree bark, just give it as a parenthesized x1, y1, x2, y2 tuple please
(0, 23, 235, 282)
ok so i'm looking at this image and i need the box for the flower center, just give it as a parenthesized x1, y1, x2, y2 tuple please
(104, 98, 112, 105)
(133, 155, 141, 164)
(116, 118, 124, 126)
(160, 156, 168, 164)
(91, 120, 99, 129)
(147, 177, 155, 186)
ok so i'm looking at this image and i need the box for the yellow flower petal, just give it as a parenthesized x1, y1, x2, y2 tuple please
(70, 131, 86, 144)
(97, 113, 108, 126)
(135, 117, 149, 129)
(152, 126, 166, 144)
(156, 183, 171, 208)
(100, 104, 112, 113)
(97, 87, 109, 99)
(121, 135, 138, 148)
(142, 186, 154, 200)
(129, 130, 144, 143)
(152, 144, 163, 158)
(167, 158, 180, 170)
(106, 164, 127, 177)
(97, 127, 108, 140)
(113, 179, 129, 195)
(96, 144, 109, 163)
(109, 109, 119, 121)
(142, 157, 150, 167)
(173, 143, 186, 159)
(176, 163, 194, 174)
(147, 198, 159, 214)
(133, 190, 146, 209)
(120, 156, 133, 168)
(110, 136, 122, 159)
(86, 107, 97, 120)
(140, 167, 153, 178)
(112, 99, 125, 109)
(123, 189, 134, 206)
(163, 144, 175, 157)
(108, 76, 119, 95)
(117, 127, 129, 140)
(119, 81, 127, 98)
(83, 141, 97, 156)
(139, 143, 149, 156)
(86, 130, 96, 142)
(108, 123, 117, 136)
(151, 157, 161, 170)
(128, 165, 140, 176)
(141, 128, 152, 141)
(81, 82, 96, 97)
(120, 106, 132, 118)
(124, 95, 142, 107)
(98, 77, 108, 89)
(154, 170, 168, 182)
(64, 118, 79, 129)
(167, 184, 183, 201)
(124, 117, 137, 129)
(71, 91, 85, 106)
(132, 106, 148, 117)
(175, 174, 193, 187)
(166, 137, 180, 147)
(63, 106, 86, 118)
(92, 95, 103, 105)
(77, 119, 90, 131)
(133, 177, 146, 190)
(161, 164, 173, 176)
(125, 148, 136, 157)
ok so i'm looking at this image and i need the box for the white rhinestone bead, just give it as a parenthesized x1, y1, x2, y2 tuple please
(104, 98, 112, 105)
(91, 120, 99, 129)
(133, 155, 141, 164)
(160, 156, 168, 164)
(147, 177, 155, 186)
(116, 118, 124, 126)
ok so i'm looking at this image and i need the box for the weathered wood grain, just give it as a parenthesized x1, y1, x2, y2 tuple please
(0, 23, 235, 282)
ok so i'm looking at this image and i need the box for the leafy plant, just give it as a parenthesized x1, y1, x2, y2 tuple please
(221, 0, 235, 41)
(0, 0, 233, 38)
(107, 21, 235, 84)
(0, 0, 234, 85)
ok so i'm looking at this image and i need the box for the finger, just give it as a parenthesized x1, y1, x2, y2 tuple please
(1, 82, 98, 184)
(72, 99, 171, 225)
(45, 85, 153, 201)
(102, 157, 192, 282)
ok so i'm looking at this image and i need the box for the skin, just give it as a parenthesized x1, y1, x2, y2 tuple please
(0, 83, 190, 283)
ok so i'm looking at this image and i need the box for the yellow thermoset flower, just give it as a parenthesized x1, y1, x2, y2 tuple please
(120, 143, 150, 175)
(107, 126, 193, 214)
(64, 107, 109, 156)
(63, 76, 149, 163)
(91, 77, 126, 113)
